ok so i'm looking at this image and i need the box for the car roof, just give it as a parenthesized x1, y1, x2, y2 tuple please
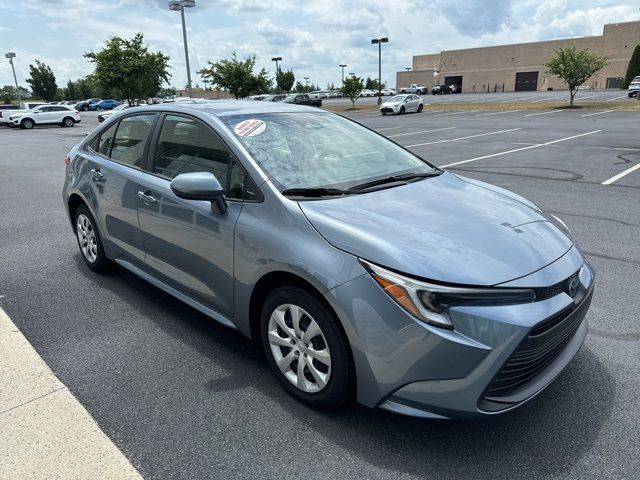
(126, 99, 325, 117)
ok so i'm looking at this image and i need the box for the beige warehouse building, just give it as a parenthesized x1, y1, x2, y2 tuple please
(397, 20, 640, 93)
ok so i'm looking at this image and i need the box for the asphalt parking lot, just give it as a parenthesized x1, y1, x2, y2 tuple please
(327, 88, 637, 107)
(1, 108, 639, 479)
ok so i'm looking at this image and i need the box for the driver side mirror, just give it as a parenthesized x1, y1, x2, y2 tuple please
(170, 172, 227, 214)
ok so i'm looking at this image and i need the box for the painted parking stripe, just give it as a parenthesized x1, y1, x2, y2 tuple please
(573, 94, 600, 101)
(602, 163, 640, 185)
(524, 110, 563, 117)
(433, 110, 479, 117)
(375, 126, 402, 131)
(501, 96, 537, 103)
(406, 128, 521, 148)
(532, 96, 565, 103)
(476, 110, 520, 116)
(606, 94, 630, 102)
(581, 110, 613, 117)
(441, 130, 602, 168)
(388, 127, 455, 138)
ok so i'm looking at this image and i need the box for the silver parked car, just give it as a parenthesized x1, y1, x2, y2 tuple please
(63, 101, 594, 418)
(380, 94, 423, 115)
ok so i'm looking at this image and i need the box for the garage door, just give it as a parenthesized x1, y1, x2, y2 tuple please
(444, 76, 463, 88)
(515, 72, 539, 92)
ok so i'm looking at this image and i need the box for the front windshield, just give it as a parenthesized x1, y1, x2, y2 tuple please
(222, 112, 435, 191)
(389, 95, 406, 102)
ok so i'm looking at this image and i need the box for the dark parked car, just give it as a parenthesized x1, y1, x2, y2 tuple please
(282, 94, 322, 107)
(431, 84, 461, 95)
(262, 94, 287, 102)
(76, 98, 101, 111)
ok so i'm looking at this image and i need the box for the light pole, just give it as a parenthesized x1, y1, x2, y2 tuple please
(304, 76, 309, 88)
(169, 0, 195, 98)
(371, 37, 388, 104)
(339, 64, 347, 85)
(4, 52, 21, 102)
(405, 67, 411, 71)
(271, 56, 282, 73)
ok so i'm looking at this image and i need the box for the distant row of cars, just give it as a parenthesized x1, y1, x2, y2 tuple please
(246, 93, 323, 107)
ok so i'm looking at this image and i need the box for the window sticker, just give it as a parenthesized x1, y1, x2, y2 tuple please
(234, 119, 266, 137)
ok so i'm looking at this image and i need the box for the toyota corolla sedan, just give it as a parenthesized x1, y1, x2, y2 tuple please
(380, 94, 423, 115)
(63, 101, 594, 419)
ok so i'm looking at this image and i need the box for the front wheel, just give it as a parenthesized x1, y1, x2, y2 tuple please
(381, 112, 387, 116)
(400, 106, 405, 114)
(21, 119, 34, 129)
(261, 286, 354, 408)
(417, 104, 423, 113)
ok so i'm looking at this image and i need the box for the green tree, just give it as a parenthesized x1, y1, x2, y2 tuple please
(342, 74, 364, 109)
(63, 80, 78, 100)
(85, 33, 171, 105)
(545, 47, 609, 107)
(623, 44, 640, 89)
(157, 86, 177, 98)
(26, 60, 58, 102)
(198, 53, 272, 99)
(75, 76, 99, 99)
(276, 69, 295, 92)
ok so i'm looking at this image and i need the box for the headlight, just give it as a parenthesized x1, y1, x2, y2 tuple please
(360, 260, 535, 329)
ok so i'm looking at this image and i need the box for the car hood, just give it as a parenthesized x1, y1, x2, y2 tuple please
(299, 172, 573, 286)
(381, 101, 402, 107)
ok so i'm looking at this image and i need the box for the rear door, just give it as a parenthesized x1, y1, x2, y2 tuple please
(84, 113, 157, 263)
(136, 113, 246, 317)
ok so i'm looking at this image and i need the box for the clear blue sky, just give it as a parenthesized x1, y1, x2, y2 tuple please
(1, 0, 639, 91)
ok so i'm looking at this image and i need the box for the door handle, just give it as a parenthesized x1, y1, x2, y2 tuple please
(137, 190, 157, 204)
(90, 168, 104, 181)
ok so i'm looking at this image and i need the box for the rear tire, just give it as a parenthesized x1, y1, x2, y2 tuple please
(74, 205, 111, 272)
(63, 117, 75, 127)
(261, 285, 354, 408)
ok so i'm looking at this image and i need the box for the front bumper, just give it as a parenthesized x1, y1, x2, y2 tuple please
(380, 106, 399, 114)
(324, 246, 594, 418)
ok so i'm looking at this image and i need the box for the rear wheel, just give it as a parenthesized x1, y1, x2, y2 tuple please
(21, 118, 34, 129)
(63, 117, 75, 127)
(83, 106, 89, 111)
(261, 286, 354, 408)
(74, 205, 111, 272)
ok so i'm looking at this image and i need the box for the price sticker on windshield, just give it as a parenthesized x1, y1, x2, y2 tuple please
(234, 119, 266, 137)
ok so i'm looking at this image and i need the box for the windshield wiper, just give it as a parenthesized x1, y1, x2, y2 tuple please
(281, 187, 361, 198)
(348, 170, 442, 191)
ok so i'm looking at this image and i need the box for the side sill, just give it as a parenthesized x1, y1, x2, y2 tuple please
(114, 258, 237, 331)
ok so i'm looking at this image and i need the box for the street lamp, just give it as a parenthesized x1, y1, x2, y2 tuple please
(169, 0, 195, 98)
(339, 64, 347, 85)
(304, 76, 309, 86)
(405, 67, 411, 71)
(371, 37, 388, 104)
(271, 56, 282, 73)
(4, 52, 21, 102)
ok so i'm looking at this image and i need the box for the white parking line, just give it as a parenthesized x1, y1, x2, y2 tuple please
(433, 110, 479, 117)
(573, 94, 600, 101)
(501, 96, 536, 103)
(476, 110, 520, 116)
(524, 110, 563, 117)
(606, 94, 629, 102)
(532, 96, 564, 103)
(441, 130, 601, 168)
(388, 127, 456, 138)
(602, 163, 640, 185)
(375, 126, 402, 131)
(581, 110, 613, 117)
(406, 128, 521, 148)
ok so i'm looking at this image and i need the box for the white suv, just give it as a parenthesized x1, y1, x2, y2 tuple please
(628, 76, 640, 98)
(9, 105, 81, 129)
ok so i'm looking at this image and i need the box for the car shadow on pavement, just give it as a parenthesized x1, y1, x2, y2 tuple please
(76, 257, 614, 480)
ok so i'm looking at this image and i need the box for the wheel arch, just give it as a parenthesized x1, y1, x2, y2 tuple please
(67, 193, 88, 231)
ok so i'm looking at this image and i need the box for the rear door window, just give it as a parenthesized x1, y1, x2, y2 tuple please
(96, 122, 118, 157)
(110, 114, 156, 168)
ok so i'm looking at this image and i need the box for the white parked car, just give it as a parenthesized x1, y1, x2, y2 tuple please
(628, 76, 640, 97)
(0, 101, 46, 126)
(359, 89, 376, 97)
(380, 87, 396, 96)
(379, 94, 424, 115)
(98, 103, 134, 122)
(8, 104, 81, 129)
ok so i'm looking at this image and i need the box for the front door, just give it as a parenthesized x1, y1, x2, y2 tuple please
(85, 113, 157, 263)
(136, 113, 243, 317)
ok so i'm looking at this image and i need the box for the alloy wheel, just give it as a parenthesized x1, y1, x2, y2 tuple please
(76, 213, 98, 263)
(267, 303, 332, 393)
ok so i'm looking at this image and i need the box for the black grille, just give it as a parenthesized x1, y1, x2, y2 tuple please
(484, 293, 591, 400)
(380, 107, 394, 113)
(533, 278, 567, 301)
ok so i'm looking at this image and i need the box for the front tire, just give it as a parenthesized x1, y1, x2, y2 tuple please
(21, 119, 34, 129)
(74, 205, 111, 272)
(400, 106, 405, 114)
(261, 286, 354, 408)
(417, 104, 423, 113)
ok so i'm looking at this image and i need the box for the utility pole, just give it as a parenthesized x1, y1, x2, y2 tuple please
(4, 53, 21, 102)
(339, 64, 347, 85)
(371, 37, 388, 104)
